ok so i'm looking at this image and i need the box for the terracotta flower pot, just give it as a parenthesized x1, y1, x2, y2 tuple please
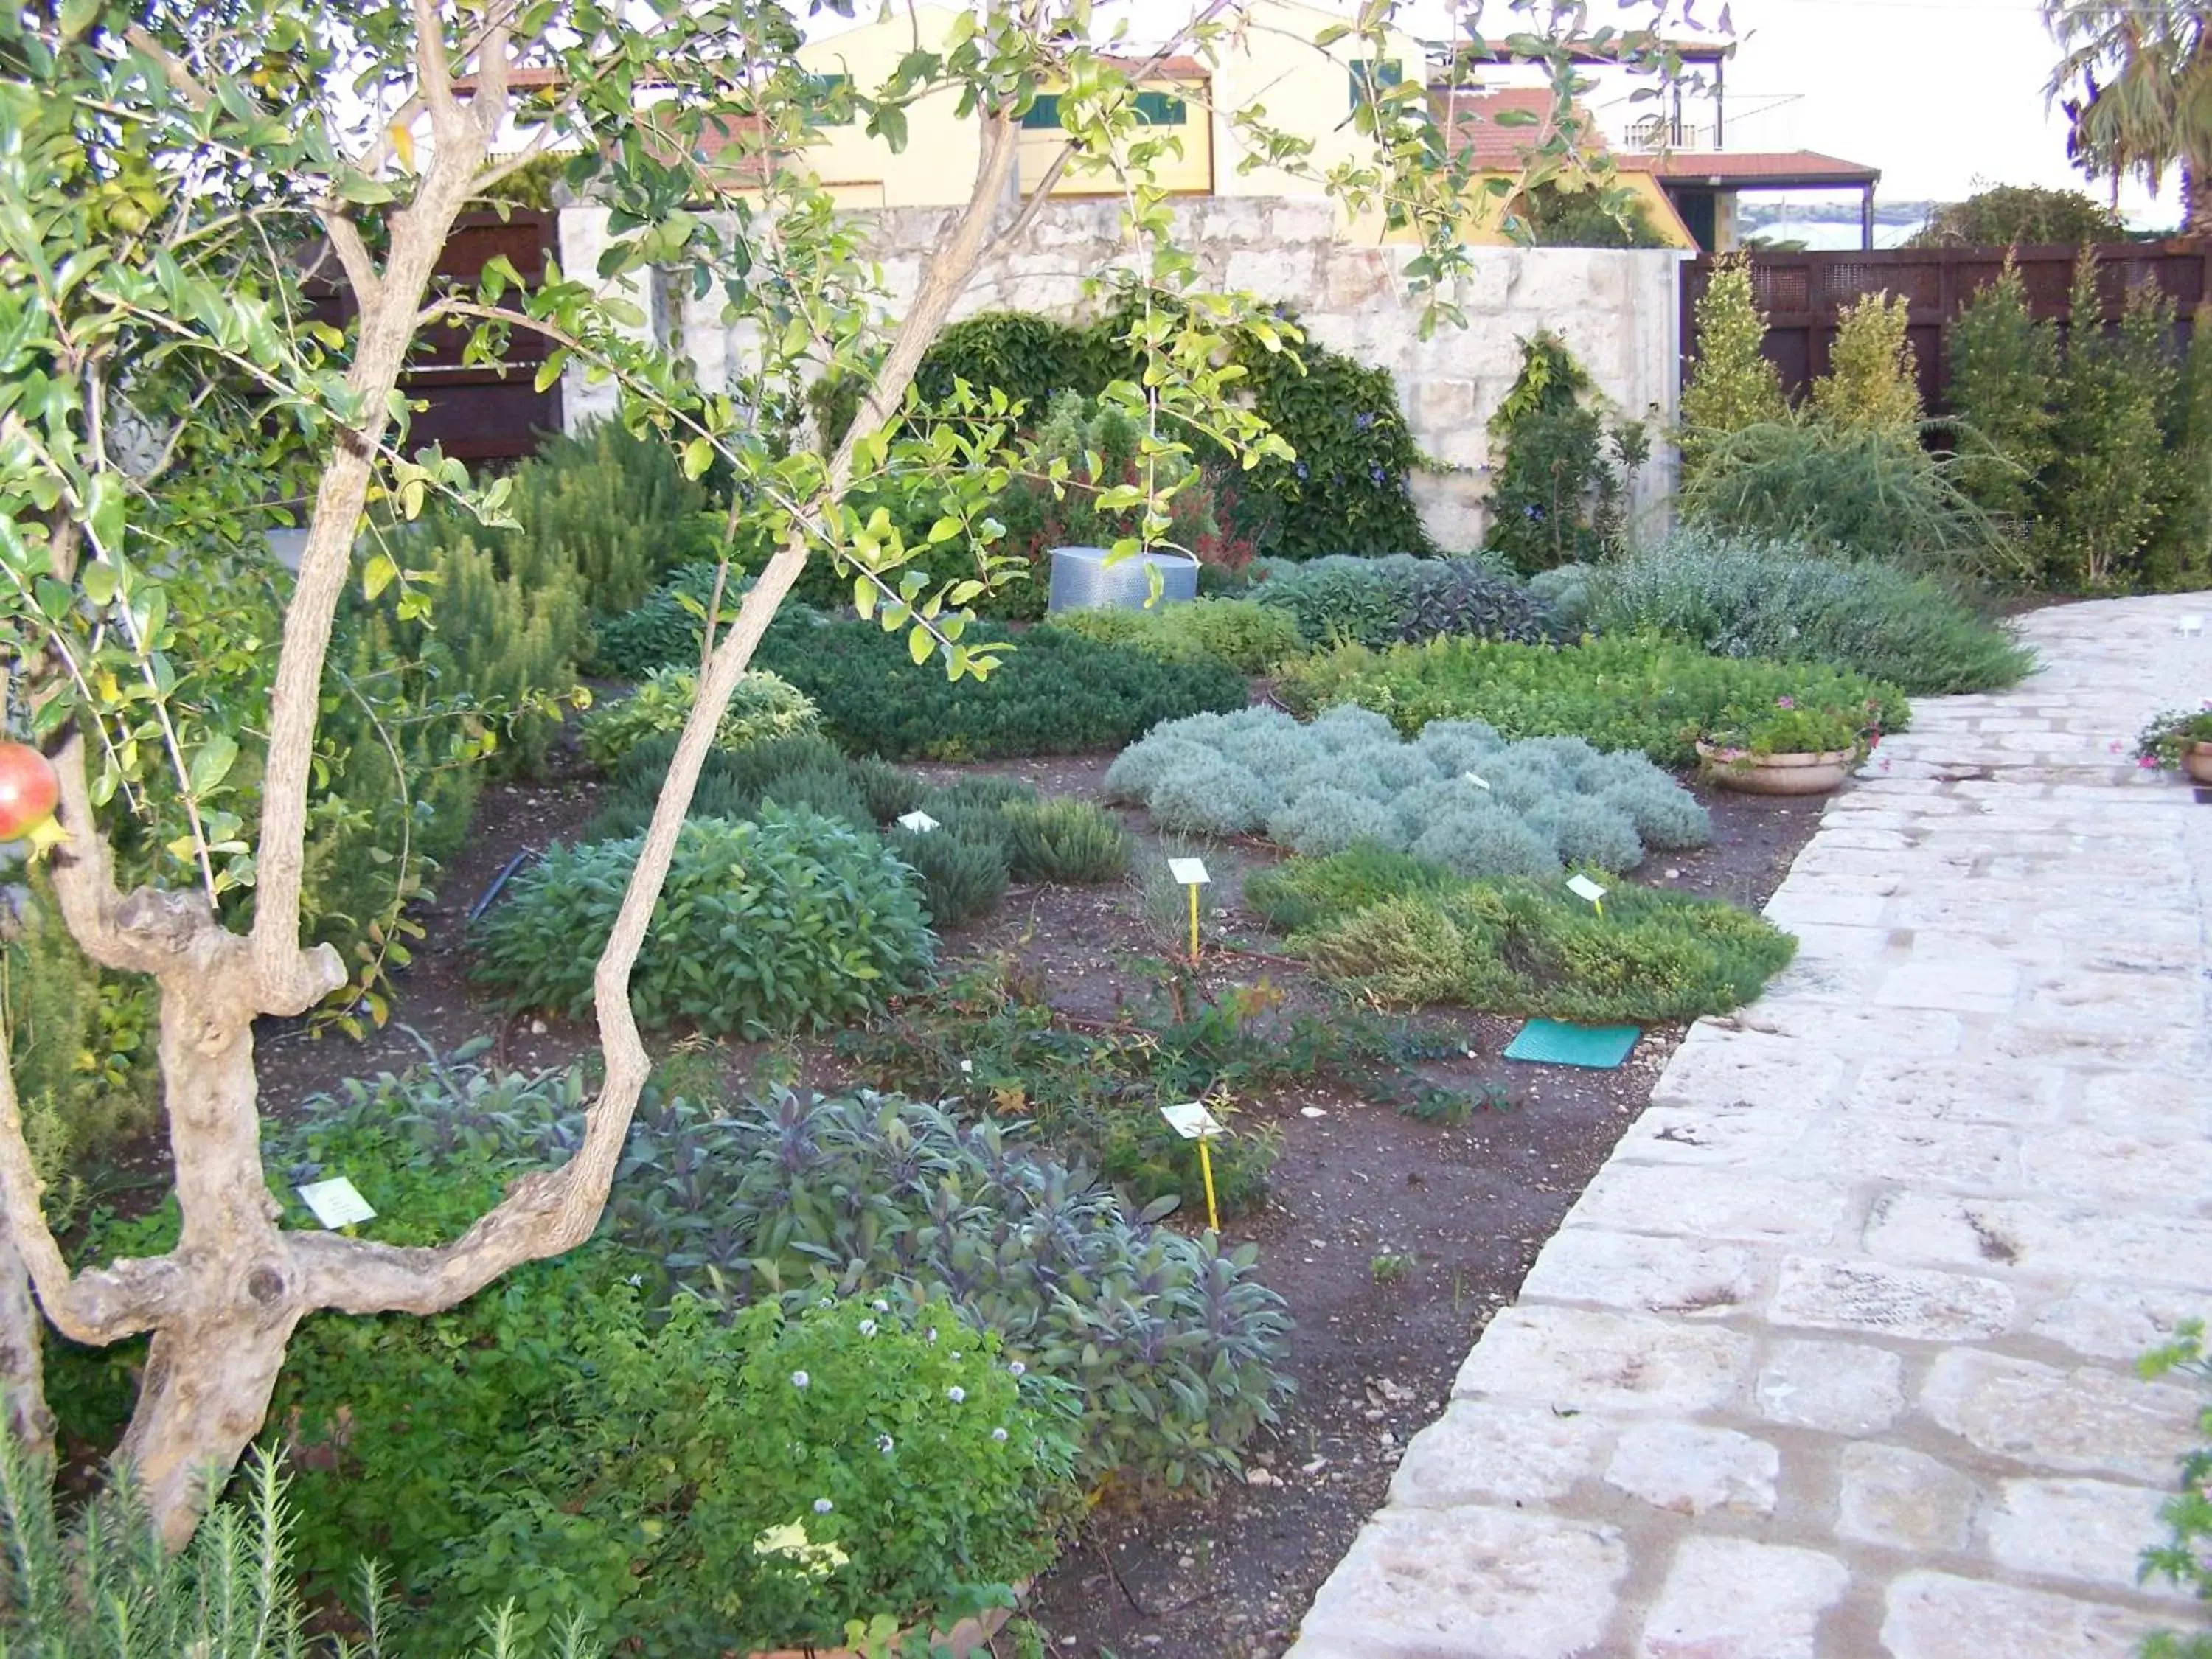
(748, 1601, 1014, 1659)
(2185, 740, 2212, 785)
(1695, 741, 1855, 797)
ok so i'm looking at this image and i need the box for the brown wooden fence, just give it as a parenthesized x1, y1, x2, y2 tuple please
(308, 209, 562, 464)
(1680, 243, 2212, 410)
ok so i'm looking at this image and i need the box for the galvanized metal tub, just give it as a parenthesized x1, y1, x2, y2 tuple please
(1046, 545, 1200, 614)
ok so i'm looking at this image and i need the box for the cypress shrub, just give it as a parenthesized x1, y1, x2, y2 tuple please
(1679, 254, 1789, 484)
(1945, 258, 2058, 525)
(1811, 292, 1921, 437)
(2045, 252, 2175, 589)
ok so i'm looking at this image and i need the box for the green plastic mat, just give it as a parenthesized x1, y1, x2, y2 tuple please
(1503, 1020, 1641, 1068)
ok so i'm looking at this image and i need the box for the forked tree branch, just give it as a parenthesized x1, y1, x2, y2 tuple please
(295, 100, 1029, 1319)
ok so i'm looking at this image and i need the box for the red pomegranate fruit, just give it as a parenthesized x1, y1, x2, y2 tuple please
(0, 742, 60, 843)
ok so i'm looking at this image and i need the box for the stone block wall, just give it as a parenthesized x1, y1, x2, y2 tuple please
(561, 199, 1685, 550)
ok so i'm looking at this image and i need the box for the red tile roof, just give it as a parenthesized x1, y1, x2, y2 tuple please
(1430, 87, 1570, 167)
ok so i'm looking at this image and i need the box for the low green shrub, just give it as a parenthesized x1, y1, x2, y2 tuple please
(1105, 706, 1711, 872)
(578, 665, 819, 770)
(1047, 597, 1307, 675)
(471, 809, 933, 1037)
(582, 740, 1119, 949)
(1275, 633, 1910, 768)
(422, 1291, 1071, 1656)
(590, 560, 761, 679)
(408, 417, 720, 622)
(53, 1055, 1290, 1646)
(0, 1439, 600, 1659)
(891, 821, 1009, 927)
(1559, 530, 2033, 695)
(1001, 796, 1134, 883)
(1243, 554, 1559, 650)
(754, 619, 1246, 761)
(1680, 417, 2017, 577)
(1244, 845, 1457, 935)
(1275, 855, 1798, 1023)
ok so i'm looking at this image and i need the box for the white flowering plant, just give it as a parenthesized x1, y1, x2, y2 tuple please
(716, 1295, 1078, 1649)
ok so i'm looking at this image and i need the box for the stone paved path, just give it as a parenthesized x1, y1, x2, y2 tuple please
(1286, 594, 2212, 1659)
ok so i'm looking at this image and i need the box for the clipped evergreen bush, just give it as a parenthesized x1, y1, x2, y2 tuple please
(591, 559, 768, 679)
(754, 619, 1245, 761)
(1276, 632, 1908, 767)
(471, 808, 934, 1037)
(579, 664, 821, 769)
(1108, 704, 1710, 871)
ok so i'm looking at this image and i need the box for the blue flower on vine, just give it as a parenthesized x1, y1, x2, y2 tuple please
(1369, 465, 1386, 484)
(1353, 412, 1377, 431)
(1523, 504, 1544, 521)
(1294, 462, 1309, 481)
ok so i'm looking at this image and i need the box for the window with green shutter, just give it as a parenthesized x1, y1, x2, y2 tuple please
(1133, 90, 1187, 125)
(1020, 93, 1062, 130)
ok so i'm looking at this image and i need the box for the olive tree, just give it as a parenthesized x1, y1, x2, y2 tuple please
(0, 0, 1688, 1544)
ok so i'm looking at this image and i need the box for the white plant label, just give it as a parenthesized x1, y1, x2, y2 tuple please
(1463, 771, 1492, 790)
(959, 1059, 973, 1075)
(1161, 1101, 1224, 1140)
(1167, 857, 1211, 886)
(2180, 614, 2205, 636)
(896, 810, 940, 833)
(1566, 874, 1610, 906)
(296, 1177, 376, 1230)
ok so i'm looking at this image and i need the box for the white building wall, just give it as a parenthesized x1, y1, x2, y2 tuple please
(563, 198, 1684, 549)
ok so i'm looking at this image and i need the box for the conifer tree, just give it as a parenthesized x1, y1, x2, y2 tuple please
(1679, 254, 1788, 484)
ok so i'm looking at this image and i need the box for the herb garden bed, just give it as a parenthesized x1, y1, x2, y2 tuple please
(206, 740, 1823, 1659)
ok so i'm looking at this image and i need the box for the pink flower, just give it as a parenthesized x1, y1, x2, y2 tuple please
(1776, 696, 1795, 710)
(2109, 739, 2123, 754)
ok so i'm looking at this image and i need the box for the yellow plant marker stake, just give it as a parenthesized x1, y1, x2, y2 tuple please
(1161, 1101, 1225, 1231)
(1167, 857, 1211, 967)
(1567, 873, 1609, 919)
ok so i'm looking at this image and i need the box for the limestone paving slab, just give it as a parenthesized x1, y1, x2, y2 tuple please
(1287, 596, 2212, 1657)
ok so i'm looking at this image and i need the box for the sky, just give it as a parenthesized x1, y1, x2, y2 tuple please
(1639, 0, 2163, 218)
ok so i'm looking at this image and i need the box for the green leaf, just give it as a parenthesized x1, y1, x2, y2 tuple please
(188, 733, 239, 797)
(908, 624, 932, 665)
(682, 437, 714, 480)
(362, 552, 398, 602)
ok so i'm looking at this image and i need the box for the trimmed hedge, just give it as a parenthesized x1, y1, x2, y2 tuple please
(1276, 633, 1909, 767)
(754, 619, 1247, 761)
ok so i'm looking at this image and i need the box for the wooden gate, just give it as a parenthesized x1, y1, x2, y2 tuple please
(1680, 243, 2212, 409)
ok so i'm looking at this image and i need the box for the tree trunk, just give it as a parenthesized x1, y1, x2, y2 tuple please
(0, 1210, 51, 1459)
(116, 970, 302, 1547)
